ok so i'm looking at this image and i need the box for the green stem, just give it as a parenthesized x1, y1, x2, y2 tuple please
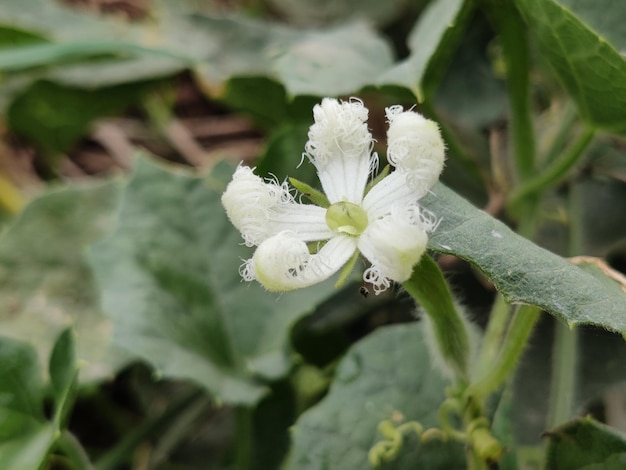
(542, 101, 578, 166)
(402, 255, 471, 382)
(235, 406, 253, 470)
(57, 430, 94, 470)
(546, 321, 578, 429)
(95, 389, 207, 470)
(473, 294, 511, 380)
(482, 0, 535, 181)
(509, 127, 595, 207)
(469, 305, 540, 399)
(545, 181, 583, 429)
(467, 447, 489, 470)
(0, 41, 194, 72)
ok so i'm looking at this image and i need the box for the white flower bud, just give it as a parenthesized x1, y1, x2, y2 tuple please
(386, 107, 445, 196)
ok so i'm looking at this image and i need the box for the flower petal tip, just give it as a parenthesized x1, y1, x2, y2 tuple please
(386, 107, 446, 194)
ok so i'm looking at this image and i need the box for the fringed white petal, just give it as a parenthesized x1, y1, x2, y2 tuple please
(252, 232, 357, 292)
(304, 98, 376, 204)
(362, 171, 418, 219)
(386, 106, 445, 195)
(221, 165, 332, 246)
(270, 204, 334, 241)
(357, 206, 429, 293)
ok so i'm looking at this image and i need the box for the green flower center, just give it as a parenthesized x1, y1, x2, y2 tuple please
(325, 201, 368, 236)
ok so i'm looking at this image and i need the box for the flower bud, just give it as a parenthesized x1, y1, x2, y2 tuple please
(386, 107, 445, 196)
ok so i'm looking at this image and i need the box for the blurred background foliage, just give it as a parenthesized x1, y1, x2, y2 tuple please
(0, 0, 625, 468)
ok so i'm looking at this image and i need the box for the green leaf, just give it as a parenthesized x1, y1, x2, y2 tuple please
(377, 0, 469, 100)
(49, 328, 78, 428)
(513, 0, 626, 133)
(288, 323, 465, 469)
(423, 183, 626, 333)
(194, 17, 394, 98)
(544, 417, 626, 469)
(0, 180, 128, 382)
(0, 337, 55, 469)
(1, 0, 394, 97)
(8, 80, 152, 154)
(271, 22, 393, 97)
(0, 337, 44, 429)
(87, 157, 339, 405)
(513, 316, 626, 446)
(0, 424, 56, 470)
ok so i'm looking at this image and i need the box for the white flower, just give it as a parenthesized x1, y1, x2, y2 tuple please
(222, 98, 445, 294)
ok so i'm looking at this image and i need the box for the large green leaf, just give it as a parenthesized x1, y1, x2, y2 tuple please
(194, 17, 394, 98)
(544, 417, 626, 469)
(513, 0, 626, 133)
(87, 157, 339, 405)
(423, 183, 626, 333)
(0, 0, 394, 98)
(288, 323, 465, 469)
(377, 0, 469, 101)
(512, 316, 626, 446)
(0, 181, 127, 381)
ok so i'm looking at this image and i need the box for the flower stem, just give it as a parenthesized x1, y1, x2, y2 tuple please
(235, 406, 253, 470)
(482, 0, 535, 181)
(57, 430, 94, 470)
(469, 305, 540, 400)
(473, 294, 511, 380)
(545, 183, 583, 429)
(546, 320, 578, 429)
(509, 127, 595, 208)
(402, 255, 470, 382)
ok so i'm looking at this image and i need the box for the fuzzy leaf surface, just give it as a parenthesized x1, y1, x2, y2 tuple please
(88, 158, 338, 405)
(424, 184, 626, 333)
(0, 181, 127, 381)
(288, 323, 465, 469)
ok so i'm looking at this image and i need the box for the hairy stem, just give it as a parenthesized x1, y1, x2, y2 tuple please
(403, 255, 471, 382)
(509, 127, 595, 207)
(469, 305, 540, 400)
(546, 320, 578, 429)
(473, 294, 511, 380)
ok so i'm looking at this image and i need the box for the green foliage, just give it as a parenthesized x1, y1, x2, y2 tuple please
(0, 180, 127, 382)
(87, 157, 339, 405)
(0, 0, 624, 468)
(424, 183, 626, 333)
(8, 80, 152, 155)
(514, 0, 626, 133)
(288, 323, 466, 469)
(545, 417, 626, 469)
(0, 330, 80, 469)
